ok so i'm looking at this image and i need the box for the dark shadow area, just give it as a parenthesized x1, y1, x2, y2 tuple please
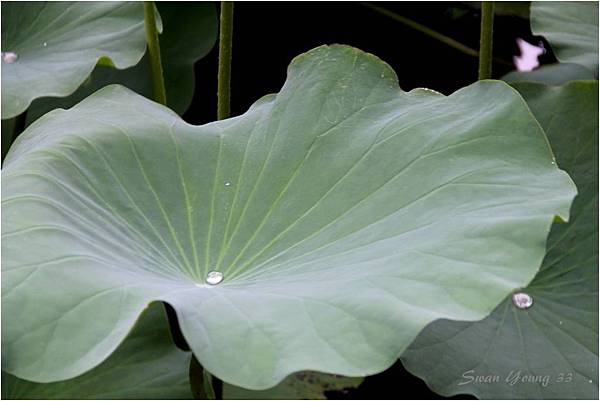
(325, 360, 476, 399)
(163, 302, 191, 351)
(184, 1, 555, 125)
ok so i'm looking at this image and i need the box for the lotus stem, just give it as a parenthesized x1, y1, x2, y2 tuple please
(218, 2, 234, 120)
(143, 1, 167, 105)
(478, 1, 495, 80)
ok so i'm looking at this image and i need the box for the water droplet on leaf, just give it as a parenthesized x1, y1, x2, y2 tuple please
(43, 42, 47, 47)
(2, 51, 18, 64)
(224, 181, 231, 187)
(206, 270, 223, 285)
(512, 292, 533, 309)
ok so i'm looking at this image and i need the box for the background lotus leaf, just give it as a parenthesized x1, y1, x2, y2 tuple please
(401, 80, 599, 399)
(502, 63, 595, 86)
(1, 2, 148, 119)
(2, 304, 192, 399)
(25, 2, 218, 121)
(531, 1, 599, 76)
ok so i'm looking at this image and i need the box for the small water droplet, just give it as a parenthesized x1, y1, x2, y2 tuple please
(559, 321, 563, 325)
(589, 380, 593, 383)
(43, 42, 47, 47)
(2, 51, 18, 64)
(206, 270, 223, 285)
(512, 292, 533, 309)
(224, 181, 231, 187)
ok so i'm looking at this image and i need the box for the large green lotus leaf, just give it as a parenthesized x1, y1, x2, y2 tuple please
(223, 372, 363, 399)
(401, 80, 599, 399)
(25, 2, 218, 120)
(502, 63, 596, 86)
(531, 1, 599, 76)
(1, 2, 147, 119)
(2, 303, 192, 399)
(1, 45, 576, 390)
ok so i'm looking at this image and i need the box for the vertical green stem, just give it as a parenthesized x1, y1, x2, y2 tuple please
(478, 1, 494, 80)
(217, 2, 234, 120)
(144, 1, 167, 105)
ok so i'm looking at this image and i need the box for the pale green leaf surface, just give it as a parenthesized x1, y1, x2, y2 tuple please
(502, 63, 595, 86)
(401, 80, 599, 399)
(1, 45, 576, 390)
(25, 2, 218, 119)
(531, 1, 599, 76)
(223, 372, 363, 399)
(1, 1, 147, 119)
(2, 303, 192, 399)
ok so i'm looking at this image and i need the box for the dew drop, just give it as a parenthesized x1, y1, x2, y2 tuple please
(43, 42, 47, 47)
(2, 51, 18, 64)
(589, 380, 593, 383)
(512, 292, 533, 309)
(206, 270, 223, 285)
(559, 320, 563, 325)
(224, 181, 231, 187)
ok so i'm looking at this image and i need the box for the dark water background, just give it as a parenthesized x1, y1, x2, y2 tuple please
(184, 2, 556, 125)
